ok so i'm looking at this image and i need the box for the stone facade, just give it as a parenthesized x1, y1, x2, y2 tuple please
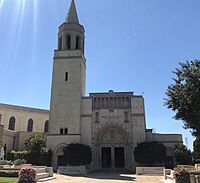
(0, 0, 183, 172)
(46, 0, 183, 171)
(0, 103, 49, 152)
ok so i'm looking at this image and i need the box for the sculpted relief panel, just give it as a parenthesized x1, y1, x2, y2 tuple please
(100, 130, 125, 144)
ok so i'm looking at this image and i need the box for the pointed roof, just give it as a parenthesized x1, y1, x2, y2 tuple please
(65, 0, 79, 24)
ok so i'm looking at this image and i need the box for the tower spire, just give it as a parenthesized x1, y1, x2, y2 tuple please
(65, 0, 79, 23)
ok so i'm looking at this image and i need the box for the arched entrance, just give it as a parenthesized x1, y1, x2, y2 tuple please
(53, 143, 67, 170)
(100, 130, 125, 169)
(93, 124, 133, 171)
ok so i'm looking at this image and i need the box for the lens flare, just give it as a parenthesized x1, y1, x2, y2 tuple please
(0, 0, 4, 11)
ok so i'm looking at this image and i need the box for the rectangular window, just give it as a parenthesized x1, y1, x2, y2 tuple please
(60, 128, 64, 135)
(65, 72, 68, 81)
(64, 128, 68, 134)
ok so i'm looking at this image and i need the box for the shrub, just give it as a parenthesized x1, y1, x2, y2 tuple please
(7, 150, 29, 161)
(134, 141, 167, 166)
(13, 159, 26, 166)
(177, 165, 194, 169)
(63, 143, 92, 166)
(0, 160, 12, 165)
(19, 167, 36, 183)
(25, 148, 52, 166)
(0, 170, 18, 177)
(7, 149, 52, 166)
(173, 168, 190, 182)
(174, 144, 192, 165)
(25, 133, 46, 153)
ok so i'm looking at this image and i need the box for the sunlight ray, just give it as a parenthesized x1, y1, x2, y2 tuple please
(0, 0, 4, 11)
(9, 0, 26, 73)
(29, 0, 38, 83)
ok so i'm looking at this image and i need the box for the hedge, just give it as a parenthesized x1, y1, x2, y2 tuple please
(7, 149, 52, 167)
(0, 170, 19, 177)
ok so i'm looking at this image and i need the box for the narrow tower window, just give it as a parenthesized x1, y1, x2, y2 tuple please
(60, 128, 64, 134)
(65, 72, 68, 81)
(95, 112, 99, 123)
(124, 111, 129, 123)
(64, 128, 68, 134)
(66, 35, 71, 49)
(76, 36, 80, 49)
(44, 120, 49, 133)
(58, 37, 62, 50)
(8, 116, 15, 131)
(27, 119, 33, 132)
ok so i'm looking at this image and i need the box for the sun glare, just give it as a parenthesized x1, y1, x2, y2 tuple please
(0, 0, 4, 11)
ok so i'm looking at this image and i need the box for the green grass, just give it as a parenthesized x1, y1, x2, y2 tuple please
(0, 177, 18, 183)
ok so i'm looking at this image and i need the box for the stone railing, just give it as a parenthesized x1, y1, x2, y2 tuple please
(58, 166, 88, 175)
(136, 167, 164, 175)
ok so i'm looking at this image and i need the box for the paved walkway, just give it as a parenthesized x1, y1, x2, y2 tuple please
(43, 173, 164, 183)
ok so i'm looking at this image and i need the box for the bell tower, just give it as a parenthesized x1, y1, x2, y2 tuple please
(48, 0, 86, 135)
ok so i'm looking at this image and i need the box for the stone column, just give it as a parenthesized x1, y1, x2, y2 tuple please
(111, 147, 115, 169)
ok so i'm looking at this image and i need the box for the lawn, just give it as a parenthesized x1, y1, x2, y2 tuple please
(0, 177, 18, 183)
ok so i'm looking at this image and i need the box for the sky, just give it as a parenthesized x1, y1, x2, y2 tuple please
(0, 0, 200, 150)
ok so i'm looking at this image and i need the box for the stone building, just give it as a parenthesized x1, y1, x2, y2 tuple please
(0, 0, 182, 172)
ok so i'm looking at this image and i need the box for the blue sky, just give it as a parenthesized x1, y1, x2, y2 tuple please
(0, 0, 200, 150)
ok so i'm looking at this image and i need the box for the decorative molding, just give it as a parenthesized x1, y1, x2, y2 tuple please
(131, 113, 144, 117)
(81, 114, 92, 118)
(0, 103, 49, 114)
(47, 134, 81, 136)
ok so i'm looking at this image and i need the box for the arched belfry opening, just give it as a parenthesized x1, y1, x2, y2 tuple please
(76, 36, 80, 49)
(56, 0, 85, 52)
(66, 35, 71, 50)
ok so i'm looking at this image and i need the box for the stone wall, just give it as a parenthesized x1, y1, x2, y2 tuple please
(0, 124, 4, 148)
(0, 103, 49, 133)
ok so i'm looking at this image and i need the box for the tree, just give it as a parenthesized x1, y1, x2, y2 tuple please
(24, 133, 46, 153)
(134, 141, 166, 166)
(24, 133, 52, 166)
(63, 143, 92, 166)
(173, 144, 192, 165)
(193, 137, 200, 163)
(165, 60, 200, 136)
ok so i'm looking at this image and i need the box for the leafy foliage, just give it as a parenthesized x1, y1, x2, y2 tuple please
(13, 159, 26, 166)
(19, 167, 36, 183)
(24, 133, 46, 152)
(165, 60, 200, 136)
(193, 137, 200, 163)
(26, 148, 52, 166)
(7, 150, 29, 161)
(0, 160, 12, 165)
(8, 134, 52, 166)
(173, 168, 190, 182)
(173, 144, 192, 165)
(0, 170, 19, 177)
(134, 141, 167, 166)
(63, 143, 92, 166)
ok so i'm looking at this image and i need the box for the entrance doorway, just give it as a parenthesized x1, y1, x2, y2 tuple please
(115, 147, 125, 168)
(101, 147, 125, 169)
(57, 155, 65, 166)
(101, 147, 111, 168)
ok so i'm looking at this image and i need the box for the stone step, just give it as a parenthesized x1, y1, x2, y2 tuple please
(36, 168, 46, 174)
(36, 172, 49, 180)
(37, 174, 56, 182)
